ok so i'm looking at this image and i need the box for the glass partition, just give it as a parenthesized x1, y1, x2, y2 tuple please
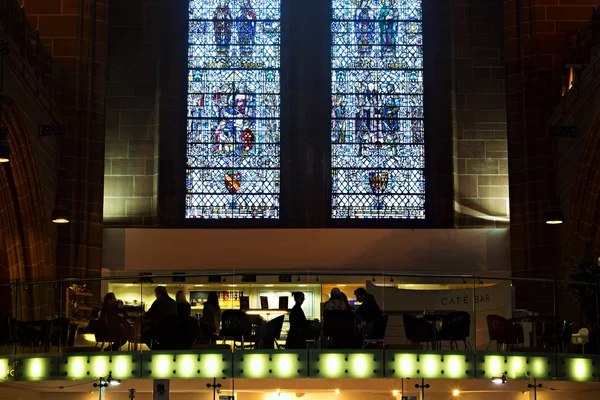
(0, 270, 598, 381)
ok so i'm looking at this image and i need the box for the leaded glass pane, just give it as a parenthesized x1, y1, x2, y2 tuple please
(186, 0, 280, 219)
(331, 0, 425, 219)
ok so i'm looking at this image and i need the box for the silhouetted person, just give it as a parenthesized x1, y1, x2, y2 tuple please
(100, 292, 129, 351)
(324, 288, 347, 313)
(176, 290, 191, 318)
(146, 286, 178, 325)
(286, 292, 319, 349)
(354, 287, 381, 339)
(143, 286, 177, 348)
(340, 292, 352, 310)
(200, 291, 221, 334)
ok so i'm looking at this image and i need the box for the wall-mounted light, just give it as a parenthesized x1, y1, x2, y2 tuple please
(52, 207, 70, 224)
(545, 207, 564, 225)
(452, 389, 460, 397)
(492, 375, 507, 384)
(0, 126, 9, 163)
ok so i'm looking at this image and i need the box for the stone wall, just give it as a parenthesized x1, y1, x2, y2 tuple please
(103, 0, 159, 226)
(453, 0, 509, 228)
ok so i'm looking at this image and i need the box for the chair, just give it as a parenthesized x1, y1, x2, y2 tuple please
(219, 310, 252, 348)
(0, 318, 18, 354)
(572, 328, 590, 354)
(438, 311, 471, 351)
(323, 311, 359, 349)
(47, 318, 71, 350)
(539, 320, 573, 353)
(363, 314, 388, 349)
(486, 315, 520, 351)
(403, 314, 436, 349)
(258, 315, 285, 349)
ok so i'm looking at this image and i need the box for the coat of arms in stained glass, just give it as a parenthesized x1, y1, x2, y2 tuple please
(186, 0, 280, 219)
(331, 0, 425, 219)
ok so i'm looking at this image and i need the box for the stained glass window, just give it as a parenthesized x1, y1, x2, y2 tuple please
(186, 0, 280, 219)
(331, 0, 425, 219)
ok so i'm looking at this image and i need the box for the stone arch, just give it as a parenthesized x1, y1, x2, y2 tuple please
(563, 110, 600, 268)
(0, 98, 54, 318)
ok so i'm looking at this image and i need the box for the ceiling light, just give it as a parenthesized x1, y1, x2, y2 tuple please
(452, 389, 460, 397)
(335, 389, 340, 395)
(194, 284, 204, 287)
(392, 390, 399, 397)
(228, 284, 238, 287)
(124, 284, 135, 287)
(405, 284, 415, 287)
(298, 284, 307, 287)
(338, 285, 346, 287)
(265, 284, 274, 287)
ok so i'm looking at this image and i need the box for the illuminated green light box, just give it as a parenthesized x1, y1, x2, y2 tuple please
(481, 355, 552, 380)
(58, 354, 138, 380)
(0, 358, 10, 379)
(565, 358, 594, 382)
(310, 350, 383, 379)
(4, 351, 600, 383)
(386, 353, 473, 379)
(20, 357, 54, 381)
(142, 351, 231, 379)
(234, 351, 306, 379)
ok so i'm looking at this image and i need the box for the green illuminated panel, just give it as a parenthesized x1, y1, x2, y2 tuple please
(565, 358, 594, 382)
(142, 351, 231, 379)
(234, 351, 306, 379)
(21, 357, 54, 381)
(0, 358, 10, 379)
(7, 351, 600, 383)
(310, 350, 383, 379)
(482, 355, 504, 379)
(386, 353, 471, 379)
(58, 354, 138, 380)
(443, 355, 473, 379)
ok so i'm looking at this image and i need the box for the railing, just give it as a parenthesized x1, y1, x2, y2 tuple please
(0, 270, 598, 384)
(0, 0, 61, 102)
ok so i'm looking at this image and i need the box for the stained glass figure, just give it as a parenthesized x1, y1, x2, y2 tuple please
(331, 0, 425, 219)
(187, 0, 280, 219)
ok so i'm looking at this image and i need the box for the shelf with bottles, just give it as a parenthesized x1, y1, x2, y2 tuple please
(189, 290, 243, 309)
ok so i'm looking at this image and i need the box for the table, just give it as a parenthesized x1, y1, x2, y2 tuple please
(417, 313, 452, 350)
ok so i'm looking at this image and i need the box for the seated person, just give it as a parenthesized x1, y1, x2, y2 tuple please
(286, 292, 319, 349)
(100, 292, 130, 351)
(324, 288, 348, 314)
(176, 290, 191, 319)
(143, 286, 178, 347)
(200, 292, 221, 336)
(354, 287, 382, 338)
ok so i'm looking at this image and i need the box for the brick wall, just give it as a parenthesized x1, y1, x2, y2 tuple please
(103, 0, 159, 226)
(23, 0, 110, 280)
(504, 0, 595, 279)
(453, 0, 509, 228)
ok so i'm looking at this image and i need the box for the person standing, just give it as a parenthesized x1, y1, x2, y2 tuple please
(200, 291, 222, 334)
(176, 290, 192, 318)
